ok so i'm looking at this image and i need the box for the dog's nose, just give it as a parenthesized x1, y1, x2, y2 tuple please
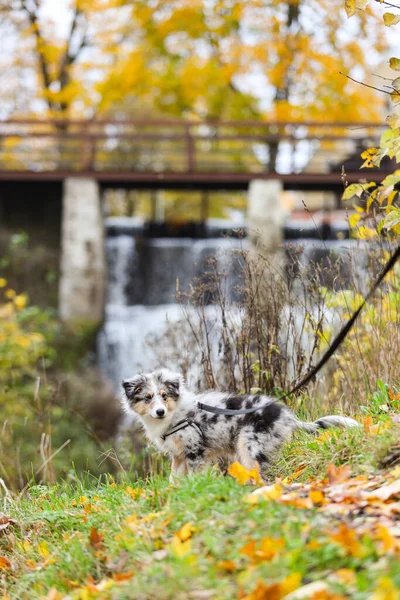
(156, 408, 165, 417)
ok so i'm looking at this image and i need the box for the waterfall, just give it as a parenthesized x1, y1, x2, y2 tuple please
(98, 213, 371, 391)
(97, 218, 247, 389)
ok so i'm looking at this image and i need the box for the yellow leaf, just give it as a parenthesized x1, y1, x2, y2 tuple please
(176, 521, 196, 542)
(349, 213, 361, 228)
(383, 12, 400, 26)
(0, 278, 7, 288)
(345, 0, 356, 17)
(228, 462, 262, 485)
(390, 90, 400, 105)
(371, 577, 400, 600)
(389, 57, 400, 71)
(14, 294, 27, 309)
(247, 483, 283, 503)
(38, 542, 50, 558)
(169, 535, 192, 558)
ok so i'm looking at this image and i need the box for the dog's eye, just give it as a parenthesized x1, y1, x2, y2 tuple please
(160, 390, 167, 399)
(145, 392, 154, 403)
(135, 387, 142, 395)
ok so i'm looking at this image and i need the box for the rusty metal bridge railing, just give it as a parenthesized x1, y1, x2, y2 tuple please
(0, 119, 388, 190)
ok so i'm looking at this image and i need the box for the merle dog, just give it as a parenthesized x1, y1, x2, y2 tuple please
(122, 368, 359, 481)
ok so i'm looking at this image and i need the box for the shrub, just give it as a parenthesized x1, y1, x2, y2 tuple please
(0, 279, 121, 490)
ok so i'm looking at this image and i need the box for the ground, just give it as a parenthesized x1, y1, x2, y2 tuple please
(1, 417, 400, 600)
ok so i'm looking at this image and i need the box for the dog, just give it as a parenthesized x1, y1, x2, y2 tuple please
(122, 368, 359, 481)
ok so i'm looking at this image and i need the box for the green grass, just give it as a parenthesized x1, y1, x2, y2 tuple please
(2, 419, 400, 600)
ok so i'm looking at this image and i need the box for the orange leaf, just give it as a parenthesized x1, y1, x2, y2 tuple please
(374, 526, 398, 552)
(243, 573, 301, 600)
(328, 523, 362, 557)
(0, 556, 11, 570)
(113, 570, 135, 581)
(240, 537, 285, 563)
(309, 490, 326, 505)
(89, 527, 105, 551)
(217, 559, 237, 572)
(335, 569, 356, 585)
(326, 463, 351, 484)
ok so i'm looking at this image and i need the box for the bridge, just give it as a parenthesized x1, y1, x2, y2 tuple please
(0, 118, 388, 191)
(0, 118, 388, 324)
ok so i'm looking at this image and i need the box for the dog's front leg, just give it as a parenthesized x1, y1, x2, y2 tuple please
(169, 455, 188, 484)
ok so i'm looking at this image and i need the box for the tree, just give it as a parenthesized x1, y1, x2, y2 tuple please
(0, 0, 389, 121)
(342, 0, 400, 234)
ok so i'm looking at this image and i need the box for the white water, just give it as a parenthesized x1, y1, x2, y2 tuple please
(98, 222, 246, 389)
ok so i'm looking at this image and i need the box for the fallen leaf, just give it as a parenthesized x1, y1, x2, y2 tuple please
(334, 569, 356, 585)
(113, 570, 134, 581)
(326, 463, 351, 485)
(370, 577, 400, 600)
(248, 483, 283, 503)
(365, 479, 400, 501)
(309, 490, 326, 505)
(374, 525, 398, 552)
(328, 523, 362, 557)
(0, 514, 18, 532)
(240, 537, 285, 563)
(176, 521, 197, 542)
(169, 536, 192, 558)
(228, 462, 262, 485)
(285, 581, 329, 599)
(37, 542, 50, 559)
(217, 559, 236, 572)
(89, 527, 105, 551)
(243, 573, 301, 600)
(106, 552, 129, 572)
(152, 548, 168, 561)
(0, 556, 11, 570)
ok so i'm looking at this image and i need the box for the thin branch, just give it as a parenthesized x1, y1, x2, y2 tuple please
(374, 0, 400, 9)
(339, 71, 397, 96)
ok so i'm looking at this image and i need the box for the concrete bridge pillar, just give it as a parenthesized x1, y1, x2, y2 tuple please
(59, 177, 106, 323)
(247, 179, 285, 256)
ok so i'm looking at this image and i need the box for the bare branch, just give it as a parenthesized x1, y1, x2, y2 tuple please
(339, 71, 397, 96)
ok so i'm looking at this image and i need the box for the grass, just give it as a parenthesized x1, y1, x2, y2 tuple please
(1, 414, 400, 600)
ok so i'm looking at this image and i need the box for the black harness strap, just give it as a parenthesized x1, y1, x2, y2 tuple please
(196, 401, 262, 415)
(161, 418, 205, 441)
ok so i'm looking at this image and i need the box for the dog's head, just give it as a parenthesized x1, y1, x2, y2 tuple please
(122, 369, 184, 420)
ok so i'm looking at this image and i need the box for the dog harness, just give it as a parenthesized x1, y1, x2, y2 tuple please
(160, 401, 265, 441)
(160, 415, 205, 441)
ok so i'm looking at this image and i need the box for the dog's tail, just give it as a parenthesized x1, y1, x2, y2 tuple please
(296, 415, 360, 434)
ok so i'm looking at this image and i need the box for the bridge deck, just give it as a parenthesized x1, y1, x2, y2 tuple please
(0, 119, 388, 191)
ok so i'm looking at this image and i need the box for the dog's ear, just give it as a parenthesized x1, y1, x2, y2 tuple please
(156, 369, 184, 396)
(122, 375, 145, 400)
